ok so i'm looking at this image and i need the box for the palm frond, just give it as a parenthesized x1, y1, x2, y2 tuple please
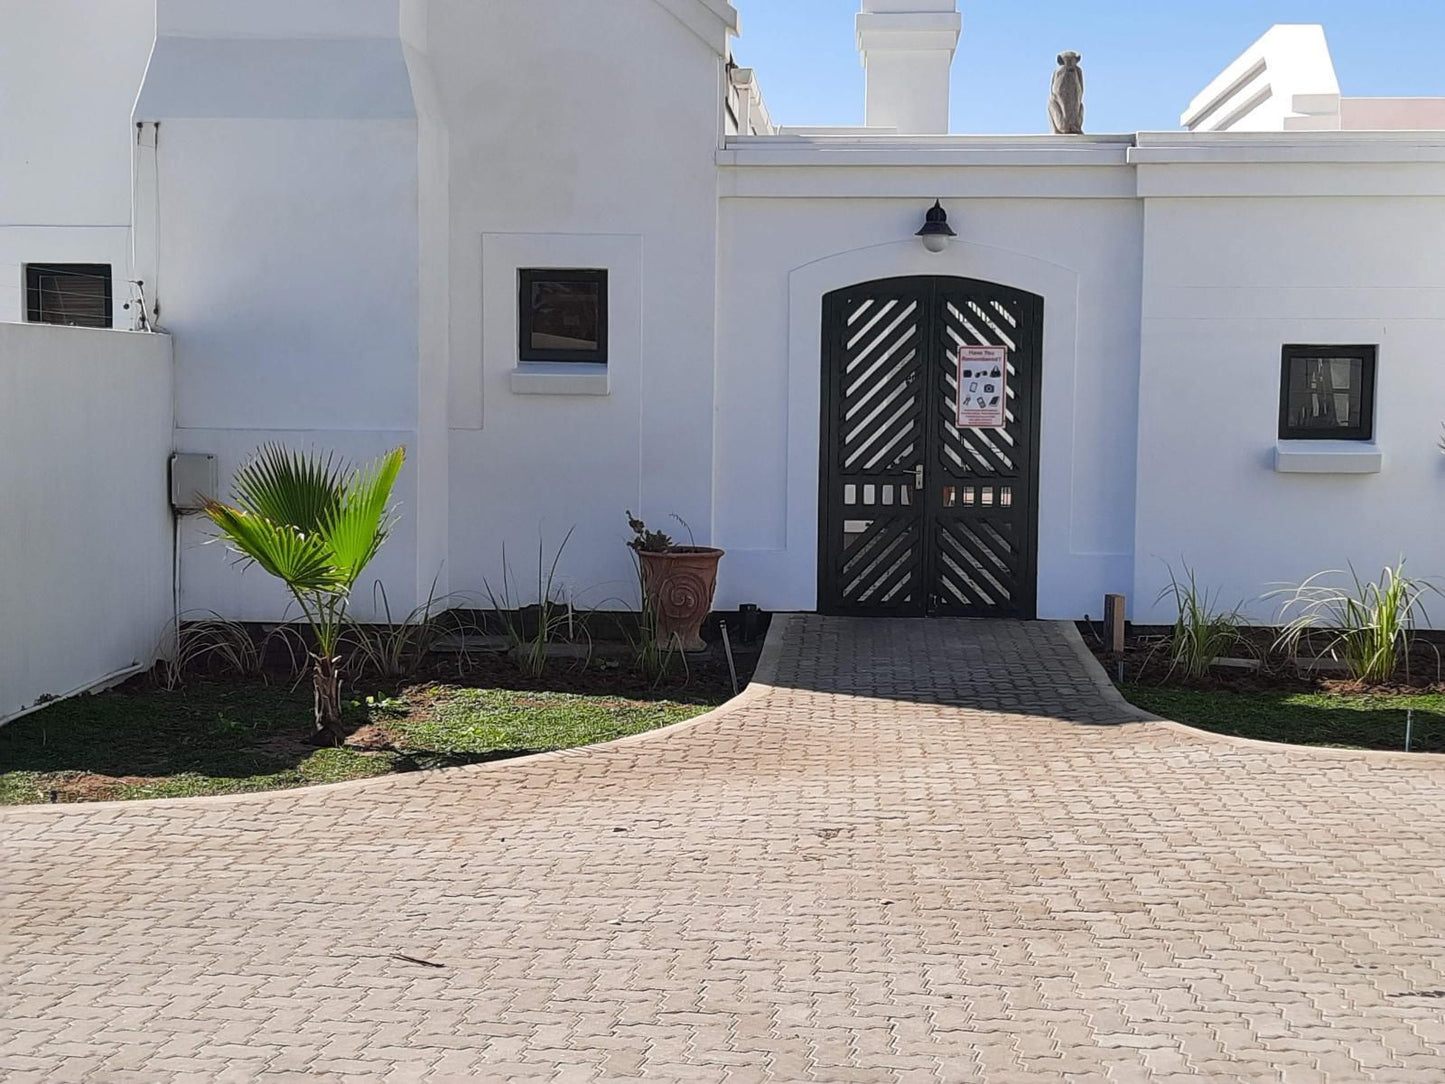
(231, 444, 346, 532)
(321, 447, 405, 588)
(203, 502, 342, 592)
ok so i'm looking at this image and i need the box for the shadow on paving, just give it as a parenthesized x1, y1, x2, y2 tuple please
(766, 616, 1129, 726)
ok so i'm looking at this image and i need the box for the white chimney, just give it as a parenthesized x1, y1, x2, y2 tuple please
(856, 1, 961, 135)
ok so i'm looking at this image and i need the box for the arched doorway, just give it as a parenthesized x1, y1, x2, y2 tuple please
(818, 276, 1043, 617)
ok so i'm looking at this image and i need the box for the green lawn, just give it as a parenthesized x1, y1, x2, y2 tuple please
(0, 681, 713, 805)
(1121, 685, 1445, 754)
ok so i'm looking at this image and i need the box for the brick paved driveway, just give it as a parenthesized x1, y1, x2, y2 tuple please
(4, 615, 1445, 1083)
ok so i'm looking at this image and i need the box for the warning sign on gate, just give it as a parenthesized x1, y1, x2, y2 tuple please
(956, 346, 1008, 429)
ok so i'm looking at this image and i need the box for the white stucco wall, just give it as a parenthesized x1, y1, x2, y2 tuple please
(0, 0, 155, 325)
(433, 0, 731, 611)
(135, 2, 433, 621)
(0, 325, 174, 722)
(120, 0, 735, 619)
(714, 140, 1144, 617)
(1134, 143, 1445, 625)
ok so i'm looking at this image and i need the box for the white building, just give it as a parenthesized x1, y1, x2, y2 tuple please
(4, 1, 1445, 714)
(1182, 24, 1445, 133)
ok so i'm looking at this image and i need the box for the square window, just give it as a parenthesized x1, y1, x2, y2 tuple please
(518, 269, 607, 363)
(1278, 345, 1376, 441)
(25, 264, 112, 329)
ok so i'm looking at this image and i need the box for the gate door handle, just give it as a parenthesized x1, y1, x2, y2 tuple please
(914, 464, 925, 490)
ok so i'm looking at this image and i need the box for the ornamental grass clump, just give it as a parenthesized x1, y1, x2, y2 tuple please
(1156, 564, 1246, 680)
(484, 527, 584, 679)
(342, 578, 460, 680)
(204, 444, 405, 744)
(1272, 562, 1434, 684)
(158, 612, 307, 690)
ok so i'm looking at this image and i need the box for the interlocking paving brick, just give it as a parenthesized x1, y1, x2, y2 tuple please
(2, 615, 1444, 1082)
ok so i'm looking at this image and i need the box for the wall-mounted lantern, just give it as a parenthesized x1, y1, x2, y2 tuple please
(916, 200, 956, 254)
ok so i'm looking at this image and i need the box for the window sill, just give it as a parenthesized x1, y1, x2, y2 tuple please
(1274, 440, 1382, 474)
(509, 362, 609, 397)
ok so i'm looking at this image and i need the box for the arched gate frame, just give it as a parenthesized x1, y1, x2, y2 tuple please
(818, 275, 1044, 618)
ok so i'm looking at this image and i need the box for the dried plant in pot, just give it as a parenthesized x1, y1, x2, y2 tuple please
(626, 512, 724, 653)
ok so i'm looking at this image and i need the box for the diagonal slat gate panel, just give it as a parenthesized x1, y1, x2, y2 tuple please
(821, 283, 928, 614)
(820, 277, 1042, 618)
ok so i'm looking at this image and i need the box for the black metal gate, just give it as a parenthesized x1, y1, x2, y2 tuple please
(818, 276, 1043, 618)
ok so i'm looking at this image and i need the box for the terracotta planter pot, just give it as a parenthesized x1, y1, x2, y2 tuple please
(637, 547, 724, 652)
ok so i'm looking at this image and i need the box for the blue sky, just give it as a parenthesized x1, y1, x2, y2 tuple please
(730, 1, 1444, 134)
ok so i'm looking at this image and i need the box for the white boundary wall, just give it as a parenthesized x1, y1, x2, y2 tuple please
(0, 325, 174, 722)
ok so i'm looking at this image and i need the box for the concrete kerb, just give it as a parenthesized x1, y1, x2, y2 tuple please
(1053, 620, 1154, 724)
(1055, 618, 1445, 766)
(0, 613, 802, 817)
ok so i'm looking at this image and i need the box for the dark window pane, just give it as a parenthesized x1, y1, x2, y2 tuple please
(518, 269, 607, 363)
(1278, 345, 1375, 441)
(529, 280, 600, 353)
(25, 264, 112, 329)
(1285, 356, 1361, 431)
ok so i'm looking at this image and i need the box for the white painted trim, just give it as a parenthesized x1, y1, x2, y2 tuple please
(1183, 59, 1268, 132)
(719, 164, 1137, 200)
(1134, 163, 1445, 199)
(1131, 143, 1445, 165)
(722, 135, 1134, 170)
(1141, 130, 1445, 145)
(722, 132, 1445, 173)
(855, 12, 962, 56)
(509, 362, 610, 397)
(136, 37, 417, 120)
(649, 0, 738, 55)
(462, 232, 643, 430)
(1274, 441, 1383, 474)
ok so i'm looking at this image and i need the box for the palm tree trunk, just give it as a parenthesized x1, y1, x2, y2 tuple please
(311, 653, 346, 746)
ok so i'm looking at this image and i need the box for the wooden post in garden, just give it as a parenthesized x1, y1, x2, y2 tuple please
(1104, 593, 1126, 654)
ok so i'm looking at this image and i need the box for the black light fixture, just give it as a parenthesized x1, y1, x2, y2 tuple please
(916, 200, 956, 254)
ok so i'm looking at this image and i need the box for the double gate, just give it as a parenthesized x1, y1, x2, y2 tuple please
(818, 276, 1043, 618)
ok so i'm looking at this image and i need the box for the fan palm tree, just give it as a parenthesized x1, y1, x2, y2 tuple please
(204, 444, 405, 744)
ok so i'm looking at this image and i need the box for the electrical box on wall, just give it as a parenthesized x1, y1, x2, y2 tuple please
(170, 453, 218, 512)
